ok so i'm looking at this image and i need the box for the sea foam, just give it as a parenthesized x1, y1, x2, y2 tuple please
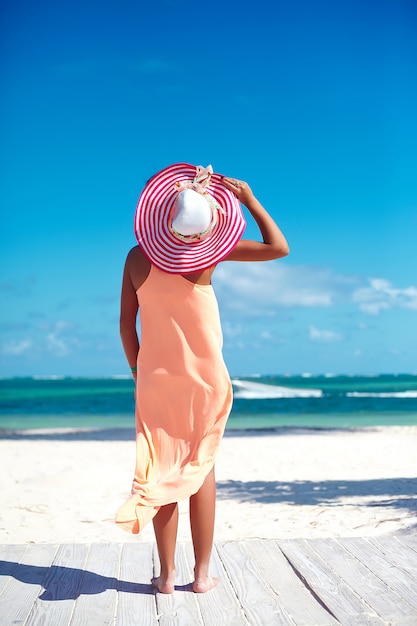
(232, 379, 322, 399)
(347, 391, 417, 398)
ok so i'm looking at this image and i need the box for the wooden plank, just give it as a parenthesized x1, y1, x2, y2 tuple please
(215, 540, 293, 625)
(0, 543, 58, 626)
(116, 542, 158, 626)
(0, 543, 29, 561)
(0, 544, 29, 596)
(184, 541, 249, 625)
(367, 535, 417, 576)
(310, 538, 415, 623)
(244, 539, 338, 625)
(2, 538, 415, 626)
(69, 543, 121, 625)
(339, 537, 417, 613)
(26, 543, 89, 625)
(278, 539, 384, 625)
(396, 533, 417, 554)
(154, 542, 203, 626)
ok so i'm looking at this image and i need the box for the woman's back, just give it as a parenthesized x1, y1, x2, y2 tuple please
(137, 264, 225, 380)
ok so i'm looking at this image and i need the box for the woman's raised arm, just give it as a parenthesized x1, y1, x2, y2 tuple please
(221, 177, 289, 262)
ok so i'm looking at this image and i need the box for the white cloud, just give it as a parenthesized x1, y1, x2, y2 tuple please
(55, 320, 73, 331)
(46, 332, 70, 357)
(309, 325, 342, 343)
(47, 320, 84, 357)
(3, 339, 33, 355)
(38, 320, 74, 332)
(39, 320, 76, 357)
(352, 278, 417, 315)
(214, 262, 350, 316)
(222, 321, 244, 339)
(214, 263, 417, 324)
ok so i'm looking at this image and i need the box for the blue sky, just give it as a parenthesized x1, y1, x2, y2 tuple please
(1, 0, 416, 377)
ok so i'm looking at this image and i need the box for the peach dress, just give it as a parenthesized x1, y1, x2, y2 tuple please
(116, 265, 233, 534)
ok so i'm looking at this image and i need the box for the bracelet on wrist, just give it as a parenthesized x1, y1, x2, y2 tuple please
(130, 366, 137, 373)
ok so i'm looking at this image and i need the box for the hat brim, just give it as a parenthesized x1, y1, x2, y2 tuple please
(134, 163, 246, 274)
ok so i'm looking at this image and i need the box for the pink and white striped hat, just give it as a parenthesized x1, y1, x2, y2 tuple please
(134, 163, 246, 274)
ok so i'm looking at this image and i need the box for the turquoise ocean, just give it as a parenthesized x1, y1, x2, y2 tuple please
(1, 374, 417, 433)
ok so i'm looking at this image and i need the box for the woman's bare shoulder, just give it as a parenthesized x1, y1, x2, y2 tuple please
(125, 246, 151, 290)
(126, 245, 144, 262)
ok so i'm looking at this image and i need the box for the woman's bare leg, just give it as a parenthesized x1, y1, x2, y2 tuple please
(152, 502, 178, 593)
(189, 467, 219, 593)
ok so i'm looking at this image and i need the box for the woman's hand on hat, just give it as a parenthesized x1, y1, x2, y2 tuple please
(221, 177, 254, 207)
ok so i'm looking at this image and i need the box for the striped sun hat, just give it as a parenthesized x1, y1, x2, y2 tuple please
(134, 163, 246, 274)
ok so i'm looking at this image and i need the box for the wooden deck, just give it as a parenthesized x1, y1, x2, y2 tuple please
(1, 536, 416, 625)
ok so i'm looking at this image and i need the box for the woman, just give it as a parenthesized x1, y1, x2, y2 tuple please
(116, 163, 289, 593)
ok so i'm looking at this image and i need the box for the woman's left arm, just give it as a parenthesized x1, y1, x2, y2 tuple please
(120, 252, 140, 378)
(221, 177, 290, 262)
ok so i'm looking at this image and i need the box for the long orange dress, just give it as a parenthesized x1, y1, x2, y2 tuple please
(116, 265, 233, 534)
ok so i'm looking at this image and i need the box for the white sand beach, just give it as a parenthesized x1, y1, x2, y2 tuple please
(0, 426, 416, 544)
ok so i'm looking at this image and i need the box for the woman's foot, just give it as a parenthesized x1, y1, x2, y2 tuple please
(151, 574, 175, 594)
(192, 574, 219, 593)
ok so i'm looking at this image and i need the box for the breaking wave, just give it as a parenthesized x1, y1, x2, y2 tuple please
(232, 379, 322, 399)
(347, 391, 417, 398)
